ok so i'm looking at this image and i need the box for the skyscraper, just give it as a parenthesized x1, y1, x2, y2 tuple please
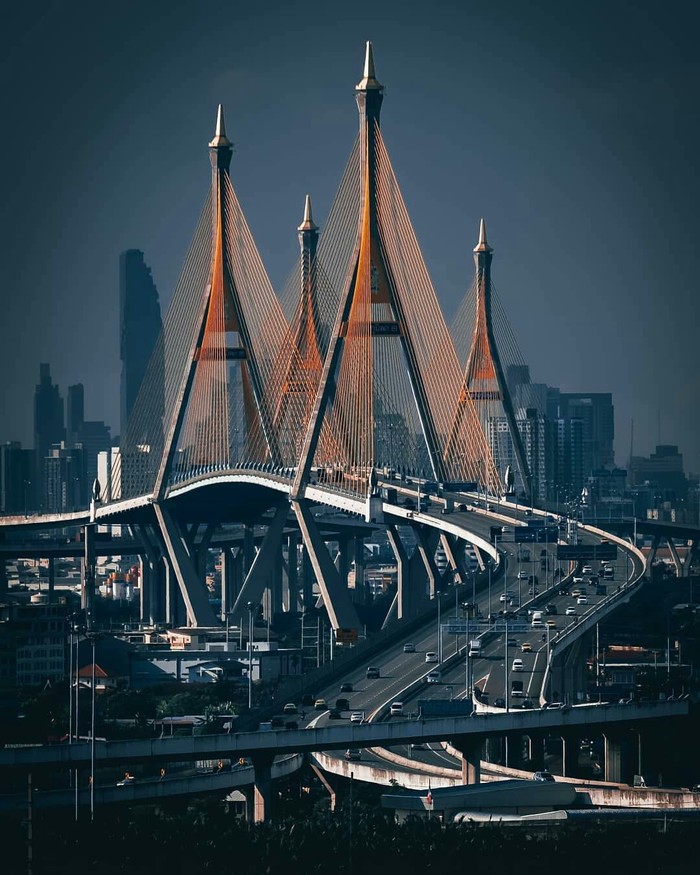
(33, 364, 64, 508)
(66, 383, 84, 448)
(119, 250, 162, 439)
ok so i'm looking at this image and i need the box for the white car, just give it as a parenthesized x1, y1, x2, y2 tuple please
(517, 571, 529, 580)
(499, 592, 513, 603)
(403, 643, 416, 653)
(582, 565, 593, 574)
(350, 712, 364, 724)
(511, 658, 524, 672)
(425, 652, 438, 663)
(565, 606, 577, 616)
(577, 596, 589, 605)
(426, 670, 441, 683)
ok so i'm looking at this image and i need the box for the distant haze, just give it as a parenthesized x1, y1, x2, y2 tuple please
(1, 0, 698, 472)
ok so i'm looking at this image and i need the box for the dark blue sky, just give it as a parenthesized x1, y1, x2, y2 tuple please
(1, 0, 698, 472)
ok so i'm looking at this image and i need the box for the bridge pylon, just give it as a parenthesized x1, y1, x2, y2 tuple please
(293, 43, 496, 498)
(447, 220, 532, 500)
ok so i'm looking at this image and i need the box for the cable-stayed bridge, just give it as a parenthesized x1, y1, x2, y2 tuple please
(3, 44, 687, 648)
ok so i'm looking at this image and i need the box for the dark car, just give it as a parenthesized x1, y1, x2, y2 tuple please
(301, 694, 315, 707)
(270, 716, 285, 728)
(493, 698, 506, 708)
(328, 708, 342, 720)
(507, 639, 518, 647)
(533, 770, 555, 782)
(340, 682, 353, 693)
(284, 720, 298, 730)
(335, 698, 350, 711)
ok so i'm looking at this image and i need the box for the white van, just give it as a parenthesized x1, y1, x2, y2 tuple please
(531, 611, 544, 628)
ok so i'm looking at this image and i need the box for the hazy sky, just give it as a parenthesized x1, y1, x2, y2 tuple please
(1, 0, 698, 472)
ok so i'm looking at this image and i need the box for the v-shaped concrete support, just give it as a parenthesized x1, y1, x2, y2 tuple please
(230, 502, 289, 624)
(153, 502, 218, 627)
(292, 499, 360, 632)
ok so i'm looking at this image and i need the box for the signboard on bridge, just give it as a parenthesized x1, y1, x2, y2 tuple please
(515, 526, 557, 543)
(335, 628, 359, 644)
(445, 621, 529, 634)
(417, 699, 473, 717)
(557, 544, 618, 561)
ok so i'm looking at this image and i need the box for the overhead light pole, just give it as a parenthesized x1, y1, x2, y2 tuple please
(247, 602, 255, 710)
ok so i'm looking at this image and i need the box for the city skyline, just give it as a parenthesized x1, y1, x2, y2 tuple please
(0, 1, 698, 468)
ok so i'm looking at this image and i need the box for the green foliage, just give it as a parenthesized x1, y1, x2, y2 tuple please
(4, 796, 700, 875)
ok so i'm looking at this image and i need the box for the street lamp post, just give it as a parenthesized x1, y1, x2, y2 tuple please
(247, 602, 255, 710)
(86, 632, 100, 822)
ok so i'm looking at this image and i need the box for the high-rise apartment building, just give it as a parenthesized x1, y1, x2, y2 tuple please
(119, 250, 162, 439)
(556, 393, 615, 473)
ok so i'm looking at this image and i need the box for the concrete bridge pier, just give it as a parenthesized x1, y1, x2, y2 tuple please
(505, 732, 526, 769)
(415, 527, 441, 597)
(243, 524, 256, 577)
(301, 545, 313, 612)
(219, 547, 234, 620)
(562, 732, 580, 777)
(453, 735, 482, 784)
(163, 556, 186, 627)
(604, 730, 635, 784)
(549, 633, 588, 704)
(138, 556, 150, 623)
(385, 525, 429, 623)
(251, 752, 275, 823)
(284, 533, 299, 612)
(291, 499, 360, 633)
(334, 536, 350, 590)
(353, 535, 366, 604)
(527, 734, 545, 771)
(230, 503, 289, 627)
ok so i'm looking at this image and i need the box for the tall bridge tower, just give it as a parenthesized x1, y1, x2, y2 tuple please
(448, 220, 532, 499)
(293, 43, 495, 498)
